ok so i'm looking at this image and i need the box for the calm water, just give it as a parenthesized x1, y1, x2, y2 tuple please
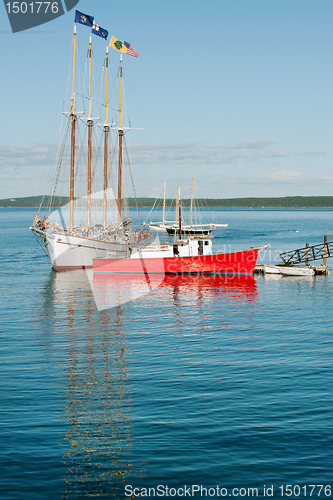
(1, 208, 333, 499)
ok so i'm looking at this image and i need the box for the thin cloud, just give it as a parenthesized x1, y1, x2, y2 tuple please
(128, 142, 324, 165)
(0, 145, 57, 168)
(0, 142, 326, 170)
(219, 140, 277, 150)
(259, 170, 333, 182)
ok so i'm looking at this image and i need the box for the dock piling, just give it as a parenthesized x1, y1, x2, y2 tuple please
(324, 235, 327, 266)
(305, 243, 309, 266)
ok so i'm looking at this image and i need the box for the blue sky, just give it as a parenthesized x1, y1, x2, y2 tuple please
(0, 0, 332, 199)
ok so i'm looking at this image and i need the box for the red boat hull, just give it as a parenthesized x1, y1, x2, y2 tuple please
(93, 248, 260, 275)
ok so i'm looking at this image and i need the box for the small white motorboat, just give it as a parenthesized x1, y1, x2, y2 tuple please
(279, 266, 315, 276)
(264, 264, 282, 274)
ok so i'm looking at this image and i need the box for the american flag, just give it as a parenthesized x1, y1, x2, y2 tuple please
(124, 41, 139, 58)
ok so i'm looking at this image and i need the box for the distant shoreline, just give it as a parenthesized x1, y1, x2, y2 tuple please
(1, 195, 333, 209)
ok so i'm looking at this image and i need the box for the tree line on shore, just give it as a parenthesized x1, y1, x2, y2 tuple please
(1, 195, 333, 209)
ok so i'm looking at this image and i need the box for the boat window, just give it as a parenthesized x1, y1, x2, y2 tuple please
(173, 245, 179, 256)
(205, 241, 209, 245)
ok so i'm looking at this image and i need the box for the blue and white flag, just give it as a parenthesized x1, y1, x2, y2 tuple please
(74, 10, 94, 27)
(92, 22, 108, 40)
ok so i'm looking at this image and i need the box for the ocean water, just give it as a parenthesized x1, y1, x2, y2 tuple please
(0, 208, 333, 500)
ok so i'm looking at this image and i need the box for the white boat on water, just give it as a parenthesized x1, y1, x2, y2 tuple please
(264, 264, 282, 274)
(149, 179, 228, 235)
(279, 266, 315, 276)
(264, 264, 315, 276)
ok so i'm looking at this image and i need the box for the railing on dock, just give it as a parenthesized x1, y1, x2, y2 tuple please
(279, 236, 332, 265)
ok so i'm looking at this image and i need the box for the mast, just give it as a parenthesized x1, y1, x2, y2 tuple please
(87, 35, 93, 227)
(103, 47, 109, 230)
(69, 25, 77, 232)
(117, 55, 123, 224)
(175, 185, 178, 224)
(162, 178, 166, 224)
(178, 185, 182, 240)
(190, 176, 193, 227)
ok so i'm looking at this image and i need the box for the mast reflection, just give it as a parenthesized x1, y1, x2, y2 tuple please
(37, 270, 140, 499)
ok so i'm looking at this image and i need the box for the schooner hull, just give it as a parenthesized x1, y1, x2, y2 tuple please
(31, 228, 128, 272)
(93, 248, 260, 276)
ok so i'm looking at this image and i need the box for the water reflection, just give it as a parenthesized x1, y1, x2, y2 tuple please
(90, 269, 164, 311)
(35, 271, 257, 497)
(160, 274, 257, 303)
(36, 271, 142, 499)
(92, 272, 258, 310)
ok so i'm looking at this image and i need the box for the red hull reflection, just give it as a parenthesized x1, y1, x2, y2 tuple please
(92, 272, 257, 310)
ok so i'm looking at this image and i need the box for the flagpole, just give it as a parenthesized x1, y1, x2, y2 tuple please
(117, 54, 123, 224)
(103, 47, 109, 230)
(87, 34, 92, 227)
(69, 24, 77, 232)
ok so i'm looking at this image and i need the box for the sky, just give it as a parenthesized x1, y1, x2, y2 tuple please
(0, 0, 333, 200)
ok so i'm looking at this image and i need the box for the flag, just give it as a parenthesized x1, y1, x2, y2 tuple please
(109, 36, 139, 57)
(109, 36, 127, 54)
(75, 10, 94, 28)
(124, 41, 139, 58)
(92, 21, 108, 40)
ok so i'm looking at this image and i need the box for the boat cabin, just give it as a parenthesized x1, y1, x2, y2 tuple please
(130, 236, 213, 259)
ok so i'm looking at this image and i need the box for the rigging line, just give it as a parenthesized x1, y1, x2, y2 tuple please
(98, 61, 105, 120)
(37, 76, 71, 214)
(62, 34, 75, 113)
(48, 120, 71, 213)
(108, 132, 116, 182)
(123, 136, 142, 228)
(165, 196, 176, 219)
(33, 232, 49, 256)
(37, 36, 76, 222)
(145, 183, 164, 222)
(82, 45, 88, 110)
(197, 197, 214, 222)
(45, 118, 71, 214)
(101, 60, 118, 122)
(98, 58, 105, 120)
(91, 127, 103, 185)
(75, 46, 85, 117)
(123, 62, 145, 130)
(76, 92, 112, 110)
(122, 69, 131, 129)
(37, 140, 60, 218)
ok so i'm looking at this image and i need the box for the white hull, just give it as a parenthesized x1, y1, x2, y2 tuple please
(149, 224, 168, 232)
(279, 266, 315, 276)
(31, 227, 128, 271)
(149, 222, 228, 233)
(264, 264, 282, 274)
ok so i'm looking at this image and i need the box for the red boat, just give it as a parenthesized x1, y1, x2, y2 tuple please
(93, 236, 261, 276)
